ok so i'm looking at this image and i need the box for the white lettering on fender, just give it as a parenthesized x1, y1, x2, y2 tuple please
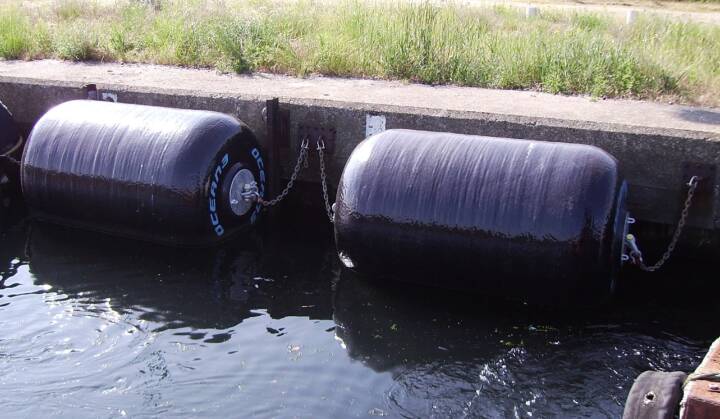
(209, 150, 265, 235)
(209, 153, 230, 236)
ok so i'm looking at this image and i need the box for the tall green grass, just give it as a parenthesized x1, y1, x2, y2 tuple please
(0, 0, 718, 106)
(0, 7, 32, 59)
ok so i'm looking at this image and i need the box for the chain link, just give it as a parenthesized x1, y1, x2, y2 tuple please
(316, 138, 335, 223)
(628, 176, 700, 272)
(241, 136, 335, 220)
(248, 137, 309, 207)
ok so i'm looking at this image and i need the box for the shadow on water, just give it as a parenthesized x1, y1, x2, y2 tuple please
(1, 201, 718, 417)
(7, 210, 719, 344)
(23, 221, 335, 333)
(333, 267, 719, 371)
(332, 268, 718, 417)
(0, 196, 26, 286)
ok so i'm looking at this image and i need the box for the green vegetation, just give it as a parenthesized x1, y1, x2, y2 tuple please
(0, 7, 32, 59)
(1, 0, 719, 106)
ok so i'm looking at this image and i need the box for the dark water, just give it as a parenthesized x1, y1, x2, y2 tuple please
(0, 208, 717, 418)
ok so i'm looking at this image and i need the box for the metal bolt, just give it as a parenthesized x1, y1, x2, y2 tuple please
(643, 391, 656, 404)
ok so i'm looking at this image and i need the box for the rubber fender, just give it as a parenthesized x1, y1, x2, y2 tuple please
(21, 100, 266, 246)
(623, 371, 687, 419)
(334, 129, 629, 305)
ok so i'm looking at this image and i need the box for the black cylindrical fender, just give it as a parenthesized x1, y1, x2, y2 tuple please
(21, 100, 267, 246)
(334, 129, 628, 305)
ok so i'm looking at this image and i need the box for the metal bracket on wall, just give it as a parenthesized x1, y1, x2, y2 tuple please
(681, 162, 716, 225)
(265, 98, 290, 198)
(83, 84, 98, 100)
(297, 124, 336, 155)
(82, 84, 119, 102)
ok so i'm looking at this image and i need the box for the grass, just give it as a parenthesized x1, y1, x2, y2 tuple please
(0, 0, 719, 106)
(0, 7, 32, 59)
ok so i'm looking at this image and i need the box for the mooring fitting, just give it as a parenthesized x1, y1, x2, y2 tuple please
(622, 175, 702, 272)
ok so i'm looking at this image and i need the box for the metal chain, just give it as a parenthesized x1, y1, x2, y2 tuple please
(240, 136, 335, 219)
(316, 138, 335, 223)
(249, 137, 309, 207)
(628, 176, 700, 272)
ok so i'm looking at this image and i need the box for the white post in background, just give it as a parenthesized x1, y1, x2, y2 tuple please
(526, 5, 539, 18)
(626, 10, 638, 24)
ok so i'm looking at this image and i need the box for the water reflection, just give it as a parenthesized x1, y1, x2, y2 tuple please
(332, 272, 708, 417)
(3, 220, 388, 418)
(0, 215, 715, 418)
(26, 222, 335, 332)
(0, 197, 25, 286)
